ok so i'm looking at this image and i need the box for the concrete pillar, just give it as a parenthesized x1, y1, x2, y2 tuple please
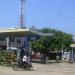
(6, 37, 10, 50)
(72, 47, 74, 63)
(17, 49, 21, 60)
(15, 38, 18, 48)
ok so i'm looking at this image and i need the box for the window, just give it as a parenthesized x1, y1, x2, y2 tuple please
(17, 39, 21, 43)
(0, 37, 5, 41)
(10, 38, 15, 42)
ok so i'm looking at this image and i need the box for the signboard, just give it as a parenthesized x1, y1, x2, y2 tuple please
(70, 44, 75, 47)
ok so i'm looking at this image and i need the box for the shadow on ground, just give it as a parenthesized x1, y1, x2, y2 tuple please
(32, 59, 58, 64)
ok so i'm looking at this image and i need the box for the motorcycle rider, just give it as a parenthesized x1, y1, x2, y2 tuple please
(22, 54, 28, 65)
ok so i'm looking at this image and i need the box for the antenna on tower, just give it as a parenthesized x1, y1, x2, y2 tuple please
(19, 0, 26, 28)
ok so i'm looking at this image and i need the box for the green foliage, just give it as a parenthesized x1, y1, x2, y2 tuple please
(0, 50, 11, 62)
(31, 28, 74, 53)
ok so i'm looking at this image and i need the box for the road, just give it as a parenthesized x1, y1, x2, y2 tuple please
(0, 63, 75, 75)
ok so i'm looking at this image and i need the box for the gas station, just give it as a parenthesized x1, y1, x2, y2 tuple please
(0, 28, 53, 59)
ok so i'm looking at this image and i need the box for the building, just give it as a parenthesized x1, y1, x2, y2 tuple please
(0, 28, 53, 50)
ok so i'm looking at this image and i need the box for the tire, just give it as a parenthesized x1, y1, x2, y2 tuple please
(13, 64, 19, 71)
(27, 65, 33, 71)
(26, 65, 30, 71)
(24, 64, 28, 70)
(28, 66, 34, 71)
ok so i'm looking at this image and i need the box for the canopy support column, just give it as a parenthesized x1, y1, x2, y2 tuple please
(6, 37, 10, 50)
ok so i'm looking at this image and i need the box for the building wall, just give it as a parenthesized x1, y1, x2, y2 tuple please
(0, 36, 36, 49)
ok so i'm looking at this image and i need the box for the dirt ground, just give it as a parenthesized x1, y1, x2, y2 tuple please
(0, 63, 75, 75)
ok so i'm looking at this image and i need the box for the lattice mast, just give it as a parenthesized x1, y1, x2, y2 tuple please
(20, 0, 26, 28)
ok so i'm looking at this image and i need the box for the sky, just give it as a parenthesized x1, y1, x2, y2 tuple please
(0, 0, 75, 37)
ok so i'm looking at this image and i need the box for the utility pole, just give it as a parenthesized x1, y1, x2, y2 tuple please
(20, 0, 26, 28)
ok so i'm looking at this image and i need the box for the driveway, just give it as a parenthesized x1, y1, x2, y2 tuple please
(0, 63, 75, 75)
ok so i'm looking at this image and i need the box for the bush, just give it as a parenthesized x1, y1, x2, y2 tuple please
(0, 50, 11, 62)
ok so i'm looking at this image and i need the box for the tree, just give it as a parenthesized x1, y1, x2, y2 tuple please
(40, 28, 73, 51)
(31, 36, 50, 53)
(31, 28, 74, 63)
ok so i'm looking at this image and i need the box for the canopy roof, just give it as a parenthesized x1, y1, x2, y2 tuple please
(0, 28, 53, 37)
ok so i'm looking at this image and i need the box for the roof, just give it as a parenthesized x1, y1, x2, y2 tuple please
(0, 28, 53, 37)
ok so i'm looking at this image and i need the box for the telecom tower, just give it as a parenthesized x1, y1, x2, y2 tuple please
(20, 0, 26, 28)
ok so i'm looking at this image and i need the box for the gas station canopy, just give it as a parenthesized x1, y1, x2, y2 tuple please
(0, 28, 53, 37)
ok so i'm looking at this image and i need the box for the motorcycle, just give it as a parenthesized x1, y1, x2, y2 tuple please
(13, 59, 32, 71)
